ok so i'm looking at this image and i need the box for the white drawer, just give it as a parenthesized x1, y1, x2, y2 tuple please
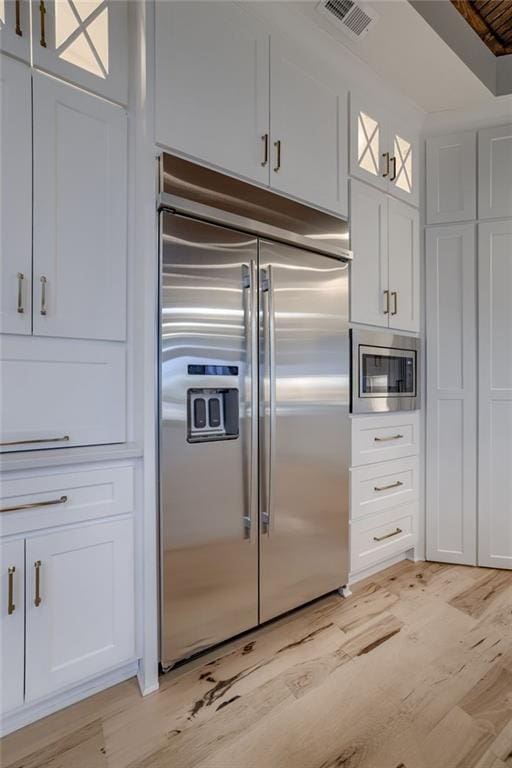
(0, 465, 135, 537)
(350, 456, 419, 521)
(350, 503, 417, 574)
(351, 412, 420, 466)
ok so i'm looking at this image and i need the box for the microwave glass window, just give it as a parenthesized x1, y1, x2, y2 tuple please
(361, 352, 415, 396)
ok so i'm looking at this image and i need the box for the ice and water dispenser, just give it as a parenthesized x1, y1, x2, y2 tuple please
(186, 365, 239, 443)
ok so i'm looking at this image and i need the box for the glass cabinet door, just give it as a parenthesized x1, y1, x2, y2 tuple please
(350, 96, 388, 191)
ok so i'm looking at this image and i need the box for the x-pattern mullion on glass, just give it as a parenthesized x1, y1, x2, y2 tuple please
(55, 0, 109, 78)
(358, 112, 379, 176)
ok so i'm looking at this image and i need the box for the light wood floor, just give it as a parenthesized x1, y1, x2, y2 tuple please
(3, 560, 512, 768)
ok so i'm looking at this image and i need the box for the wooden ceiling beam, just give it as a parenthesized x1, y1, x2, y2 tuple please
(451, 0, 510, 55)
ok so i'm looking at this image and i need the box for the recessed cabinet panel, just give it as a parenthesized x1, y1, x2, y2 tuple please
(0, 54, 32, 335)
(0, 0, 30, 60)
(426, 132, 476, 224)
(0, 336, 126, 451)
(426, 224, 477, 565)
(155, 1, 270, 186)
(479, 220, 512, 568)
(388, 198, 419, 333)
(270, 34, 348, 216)
(0, 539, 25, 714)
(32, 72, 127, 341)
(31, 0, 128, 103)
(479, 124, 512, 220)
(25, 518, 135, 701)
(350, 180, 388, 327)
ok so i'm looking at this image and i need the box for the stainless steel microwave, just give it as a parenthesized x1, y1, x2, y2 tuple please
(350, 329, 420, 413)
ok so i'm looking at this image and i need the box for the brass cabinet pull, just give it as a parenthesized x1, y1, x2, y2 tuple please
(1, 495, 68, 514)
(273, 140, 281, 172)
(374, 434, 404, 443)
(17, 272, 24, 313)
(383, 289, 390, 315)
(390, 156, 397, 182)
(391, 291, 398, 316)
(40, 275, 47, 315)
(15, 0, 22, 36)
(39, 0, 47, 47)
(374, 480, 404, 492)
(261, 134, 269, 167)
(0, 435, 69, 448)
(7, 566, 15, 615)
(34, 561, 42, 607)
(373, 528, 403, 542)
(382, 152, 390, 178)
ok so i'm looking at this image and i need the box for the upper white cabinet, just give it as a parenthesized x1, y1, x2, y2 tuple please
(350, 96, 419, 208)
(269, 34, 348, 216)
(350, 180, 419, 332)
(0, 0, 30, 60)
(31, 0, 128, 103)
(479, 124, 512, 220)
(1, 539, 25, 714)
(155, 1, 270, 187)
(0, 54, 32, 335)
(32, 71, 127, 341)
(426, 132, 476, 224)
(425, 224, 477, 566)
(478, 220, 512, 569)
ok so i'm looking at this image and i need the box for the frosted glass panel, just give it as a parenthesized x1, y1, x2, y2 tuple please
(394, 134, 412, 193)
(55, 0, 109, 78)
(358, 112, 379, 176)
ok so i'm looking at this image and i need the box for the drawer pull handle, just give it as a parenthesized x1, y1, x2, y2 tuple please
(1, 495, 68, 514)
(7, 566, 15, 615)
(0, 435, 70, 447)
(17, 272, 25, 313)
(34, 561, 42, 607)
(374, 527, 403, 542)
(374, 434, 404, 443)
(374, 481, 403, 492)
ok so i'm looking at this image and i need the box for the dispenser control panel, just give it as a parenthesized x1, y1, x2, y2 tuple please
(187, 388, 239, 443)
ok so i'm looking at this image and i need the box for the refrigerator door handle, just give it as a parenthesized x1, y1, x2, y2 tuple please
(261, 265, 276, 535)
(242, 261, 258, 539)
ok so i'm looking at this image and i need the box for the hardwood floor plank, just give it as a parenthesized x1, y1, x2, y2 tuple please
(449, 571, 512, 620)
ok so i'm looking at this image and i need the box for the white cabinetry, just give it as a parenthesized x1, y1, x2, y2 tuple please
(425, 224, 477, 565)
(0, 0, 30, 61)
(350, 96, 419, 207)
(31, 0, 128, 103)
(0, 54, 32, 335)
(33, 72, 127, 342)
(269, 34, 348, 216)
(350, 180, 419, 332)
(155, 1, 270, 186)
(478, 124, 512, 220)
(478, 220, 512, 568)
(25, 518, 135, 701)
(426, 132, 476, 224)
(0, 539, 25, 714)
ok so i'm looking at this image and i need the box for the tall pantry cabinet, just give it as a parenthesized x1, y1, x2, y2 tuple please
(426, 126, 512, 568)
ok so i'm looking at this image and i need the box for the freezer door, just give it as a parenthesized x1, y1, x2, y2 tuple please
(160, 212, 259, 666)
(259, 241, 350, 623)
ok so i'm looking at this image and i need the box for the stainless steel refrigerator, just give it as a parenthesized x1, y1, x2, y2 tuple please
(159, 155, 351, 669)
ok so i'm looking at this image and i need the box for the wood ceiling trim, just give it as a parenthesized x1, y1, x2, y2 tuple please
(451, 0, 512, 56)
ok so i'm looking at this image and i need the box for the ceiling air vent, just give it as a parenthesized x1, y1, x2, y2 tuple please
(316, 0, 379, 41)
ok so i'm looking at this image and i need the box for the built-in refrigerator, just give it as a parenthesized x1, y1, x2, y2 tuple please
(159, 155, 351, 668)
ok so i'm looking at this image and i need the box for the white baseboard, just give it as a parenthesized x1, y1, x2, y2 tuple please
(0, 660, 138, 737)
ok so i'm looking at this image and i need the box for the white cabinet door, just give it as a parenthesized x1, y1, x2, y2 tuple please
(0, 539, 25, 714)
(350, 180, 388, 327)
(0, 0, 30, 60)
(25, 518, 135, 701)
(426, 224, 477, 565)
(31, 0, 128, 103)
(479, 220, 512, 569)
(478, 124, 512, 220)
(155, 1, 269, 186)
(388, 198, 419, 332)
(426, 132, 476, 224)
(32, 72, 127, 341)
(388, 123, 419, 208)
(350, 95, 388, 192)
(0, 335, 126, 451)
(270, 34, 348, 217)
(0, 54, 32, 335)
